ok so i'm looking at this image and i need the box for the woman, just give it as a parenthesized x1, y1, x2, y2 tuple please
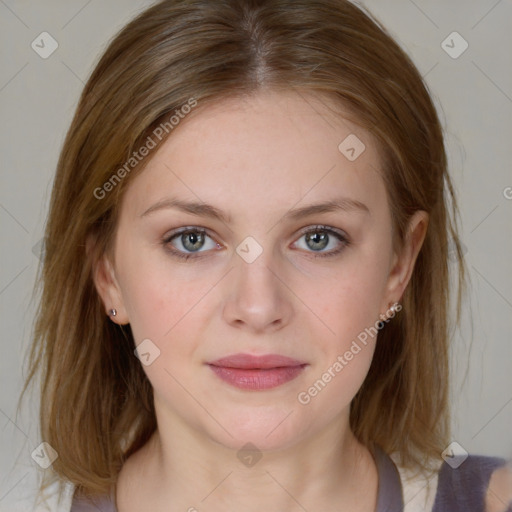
(23, 0, 512, 511)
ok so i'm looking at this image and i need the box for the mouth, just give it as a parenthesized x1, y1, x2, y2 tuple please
(207, 353, 308, 390)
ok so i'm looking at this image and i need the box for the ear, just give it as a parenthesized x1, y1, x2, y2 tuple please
(87, 235, 130, 325)
(382, 210, 428, 310)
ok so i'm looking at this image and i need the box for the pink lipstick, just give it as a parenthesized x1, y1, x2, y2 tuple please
(207, 353, 307, 390)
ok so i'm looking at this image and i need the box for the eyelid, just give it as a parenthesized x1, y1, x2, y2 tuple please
(163, 225, 210, 242)
(295, 224, 348, 240)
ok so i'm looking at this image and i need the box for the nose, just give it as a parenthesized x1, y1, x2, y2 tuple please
(222, 251, 293, 334)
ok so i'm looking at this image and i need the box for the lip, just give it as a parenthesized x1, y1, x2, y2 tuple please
(207, 353, 308, 390)
(209, 353, 306, 369)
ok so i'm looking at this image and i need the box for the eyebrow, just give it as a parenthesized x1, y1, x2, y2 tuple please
(285, 198, 369, 220)
(140, 196, 369, 222)
(140, 198, 231, 223)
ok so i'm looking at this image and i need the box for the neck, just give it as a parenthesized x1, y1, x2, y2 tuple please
(117, 408, 378, 512)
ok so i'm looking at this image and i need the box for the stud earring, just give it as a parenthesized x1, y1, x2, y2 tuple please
(109, 308, 117, 317)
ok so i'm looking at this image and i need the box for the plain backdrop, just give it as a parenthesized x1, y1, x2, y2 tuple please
(1, 0, 511, 510)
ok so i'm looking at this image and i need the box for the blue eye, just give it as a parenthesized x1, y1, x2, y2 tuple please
(163, 228, 219, 259)
(293, 226, 349, 257)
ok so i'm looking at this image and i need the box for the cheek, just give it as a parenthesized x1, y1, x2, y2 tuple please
(296, 279, 383, 416)
(303, 249, 391, 344)
(294, 240, 391, 402)
(116, 248, 216, 344)
(117, 259, 215, 404)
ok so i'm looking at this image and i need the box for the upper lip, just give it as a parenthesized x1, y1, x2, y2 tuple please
(208, 353, 307, 369)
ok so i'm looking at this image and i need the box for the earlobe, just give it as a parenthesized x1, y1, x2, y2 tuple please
(384, 210, 429, 305)
(88, 236, 130, 325)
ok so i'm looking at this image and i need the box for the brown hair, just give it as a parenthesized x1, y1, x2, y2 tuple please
(22, 0, 466, 501)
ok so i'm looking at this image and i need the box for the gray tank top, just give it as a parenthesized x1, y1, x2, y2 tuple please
(70, 445, 509, 511)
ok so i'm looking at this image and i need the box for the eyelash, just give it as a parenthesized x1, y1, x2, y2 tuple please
(162, 225, 350, 261)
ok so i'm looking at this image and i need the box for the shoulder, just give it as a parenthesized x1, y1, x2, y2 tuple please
(390, 453, 441, 512)
(69, 485, 116, 512)
(70, 494, 116, 512)
(433, 453, 511, 512)
(391, 451, 511, 512)
(30, 480, 75, 512)
(43, 481, 116, 512)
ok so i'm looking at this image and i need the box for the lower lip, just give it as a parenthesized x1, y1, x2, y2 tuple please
(208, 365, 307, 390)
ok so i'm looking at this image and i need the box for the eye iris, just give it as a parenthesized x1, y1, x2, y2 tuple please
(182, 231, 204, 251)
(306, 231, 329, 251)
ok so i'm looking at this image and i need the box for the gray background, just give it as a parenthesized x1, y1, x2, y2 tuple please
(1, 0, 511, 510)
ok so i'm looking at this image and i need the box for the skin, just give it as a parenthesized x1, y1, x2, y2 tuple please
(93, 89, 428, 512)
(485, 465, 512, 512)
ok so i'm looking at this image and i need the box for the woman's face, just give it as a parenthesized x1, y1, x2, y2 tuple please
(95, 90, 424, 451)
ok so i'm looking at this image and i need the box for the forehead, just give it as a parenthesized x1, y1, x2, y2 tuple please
(121, 89, 387, 221)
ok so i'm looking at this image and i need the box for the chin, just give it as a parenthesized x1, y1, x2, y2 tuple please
(206, 406, 309, 454)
